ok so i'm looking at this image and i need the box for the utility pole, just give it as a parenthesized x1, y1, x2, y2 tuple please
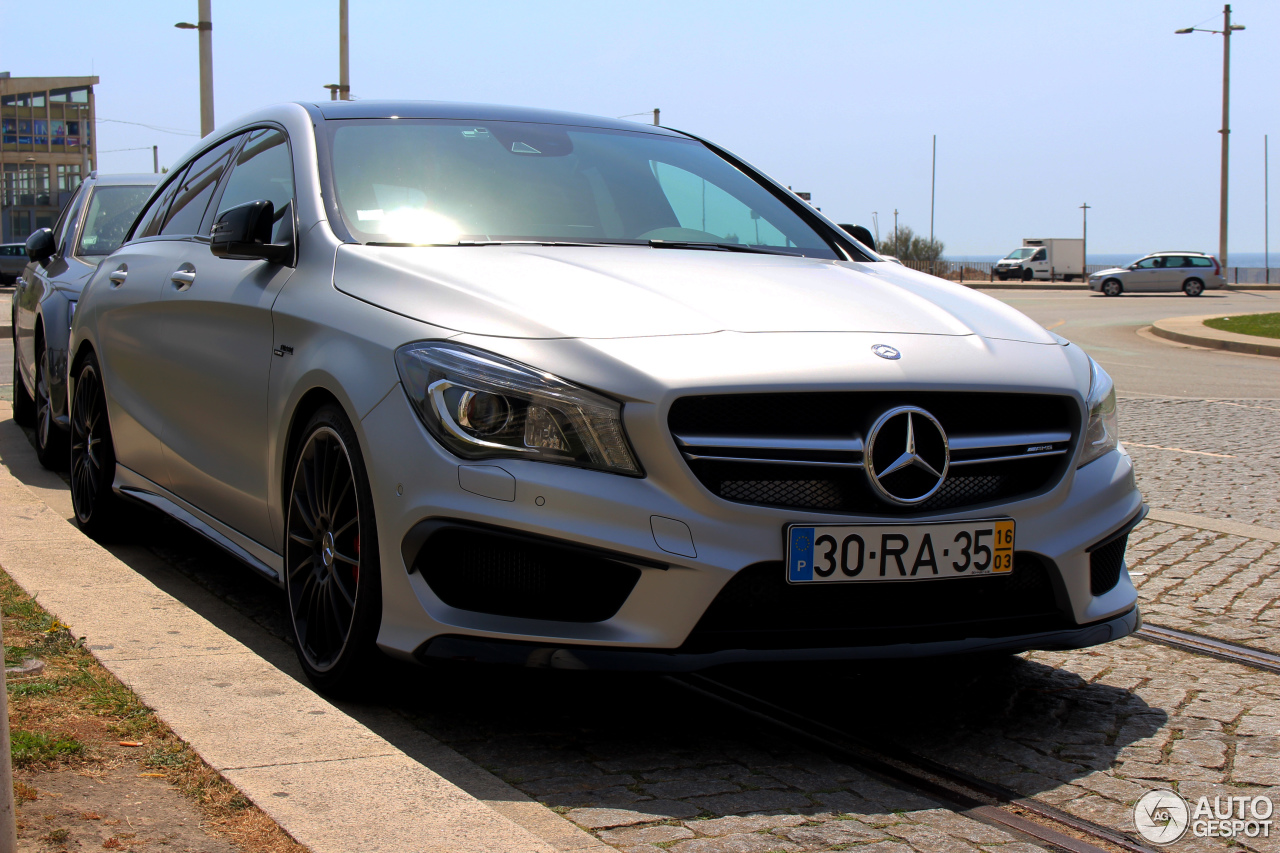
(1267, 135, 1270, 283)
(893, 209, 899, 256)
(653, 108, 660, 126)
(198, 0, 214, 135)
(929, 135, 937, 274)
(1219, 4, 1232, 268)
(339, 0, 350, 100)
(1080, 202, 1091, 276)
(153, 145, 159, 174)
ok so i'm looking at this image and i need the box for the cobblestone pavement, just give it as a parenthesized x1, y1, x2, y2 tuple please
(1120, 398, 1280, 530)
(1128, 520, 1280, 653)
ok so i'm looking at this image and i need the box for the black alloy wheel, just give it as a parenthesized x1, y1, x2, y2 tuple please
(12, 321, 35, 427)
(284, 405, 382, 694)
(69, 353, 125, 537)
(1021, 267, 1033, 282)
(1183, 278, 1204, 297)
(1103, 279, 1123, 297)
(34, 337, 68, 470)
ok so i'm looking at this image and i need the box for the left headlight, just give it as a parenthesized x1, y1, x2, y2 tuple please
(1078, 356, 1118, 467)
(395, 342, 642, 476)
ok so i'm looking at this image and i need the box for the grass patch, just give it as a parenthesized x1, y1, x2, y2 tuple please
(1204, 312, 1280, 339)
(10, 730, 83, 766)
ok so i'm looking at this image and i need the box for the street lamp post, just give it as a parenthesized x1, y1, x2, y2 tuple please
(175, 0, 215, 137)
(1080, 202, 1090, 277)
(1176, 4, 1245, 269)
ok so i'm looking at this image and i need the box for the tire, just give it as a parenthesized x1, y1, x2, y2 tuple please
(284, 404, 383, 695)
(69, 352, 128, 538)
(1102, 279, 1123, 297)
(12, 321, 35, 427)
(33, 335, 68, 470)
(1021, 268, 1033, 282)
(1183, 278, 1204, 297)
(995, 272, 1007, 281)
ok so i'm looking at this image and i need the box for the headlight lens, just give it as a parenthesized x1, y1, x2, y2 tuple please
(1078, 357, 1118, 467)
(394, 342, 641, 476)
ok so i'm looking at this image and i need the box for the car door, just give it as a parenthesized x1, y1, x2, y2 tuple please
(1125, 257, 1162, 292)
(1158, 256, 1187, 291)
(1029, 247, 1049, 279)
(154, 128, 296, 548)
(91, 167, 197, 487)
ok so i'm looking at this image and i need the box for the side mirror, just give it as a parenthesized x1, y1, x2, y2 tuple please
(838, 223, 875, 252)
(210, 199, 292, 265)
(24, 228, 56, 266)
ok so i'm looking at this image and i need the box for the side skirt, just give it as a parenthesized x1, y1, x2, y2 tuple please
(113, 465, 284, 586)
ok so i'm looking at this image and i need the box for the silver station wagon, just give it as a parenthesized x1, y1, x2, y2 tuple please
(69, 101, 1144, 693)
(1089, 251, 1225, 296)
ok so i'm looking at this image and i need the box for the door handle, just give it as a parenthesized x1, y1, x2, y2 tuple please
(108, 266, 127, 286)
(170, 266, 196, 290)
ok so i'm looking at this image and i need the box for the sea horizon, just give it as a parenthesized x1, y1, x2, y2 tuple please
(948, 251, 1275, 268)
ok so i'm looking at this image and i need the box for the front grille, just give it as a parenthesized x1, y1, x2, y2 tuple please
(1089, 533, 1128, 596)
(413, 526, 641, 623)
(681, 553, 1068, 652)
(670, 391, 1077, 515)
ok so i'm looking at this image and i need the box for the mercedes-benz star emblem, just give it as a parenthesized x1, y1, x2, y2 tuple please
(871, 344, 901, 360)
(864, 406, 949, 505)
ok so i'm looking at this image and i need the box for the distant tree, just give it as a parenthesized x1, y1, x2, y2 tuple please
(879, 225, 944, 262)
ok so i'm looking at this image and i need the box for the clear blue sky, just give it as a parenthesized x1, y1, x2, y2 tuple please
(7, 1, 1277, 256)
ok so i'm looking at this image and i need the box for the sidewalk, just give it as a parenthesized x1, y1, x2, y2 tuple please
(0, 402, 608, 853)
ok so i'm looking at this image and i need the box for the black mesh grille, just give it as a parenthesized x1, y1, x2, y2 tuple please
(670, 392, 1077, 516)
(1090, 533, 1128, 596)
(681, 553, 1068, 652)
(415, 527, 642, 623)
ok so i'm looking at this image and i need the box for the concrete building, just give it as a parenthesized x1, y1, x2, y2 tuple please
(1, 73, 99, 243)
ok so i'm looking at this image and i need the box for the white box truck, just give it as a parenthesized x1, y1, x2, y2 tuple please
(994, 238, 1085, 281)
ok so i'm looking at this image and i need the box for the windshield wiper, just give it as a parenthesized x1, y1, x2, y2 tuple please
(647, 240, 797, 256)
(455, 239, 643, 248)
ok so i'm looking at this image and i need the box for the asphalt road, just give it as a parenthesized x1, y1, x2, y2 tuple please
(984, 287, 1279, 399)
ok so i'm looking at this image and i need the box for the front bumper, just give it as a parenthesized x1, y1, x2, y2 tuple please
(361, 373, 1144, 666)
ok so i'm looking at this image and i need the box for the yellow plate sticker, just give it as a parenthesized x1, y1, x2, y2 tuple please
(992, 520, 1015, 573)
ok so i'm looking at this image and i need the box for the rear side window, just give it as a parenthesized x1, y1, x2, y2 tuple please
(159, 137, 239, 236)
(1188, 256, 1213, 268)
(213, 129, 295, 242)
(1163, 256, 1186, 268)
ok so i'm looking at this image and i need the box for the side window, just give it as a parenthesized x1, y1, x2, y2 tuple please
(1031, 248, 1047, 261)
(1134, 258, 1158, 269)
(214, 129, 295, 243)
(1164, 256, 1185, 269)
(159, 137, 239, 236)
(53, 183, 87, 254)
(134, 173, 186, 239)
(78, 185, 156, 256)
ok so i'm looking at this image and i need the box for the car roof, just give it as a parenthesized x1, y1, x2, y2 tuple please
(1150, 250, 1211, 256)
(87, 172, 163, 187)
(308, 100, 687, 137)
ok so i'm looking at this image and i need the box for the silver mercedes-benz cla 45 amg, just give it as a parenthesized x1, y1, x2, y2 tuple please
(68, 101, 1143, 693)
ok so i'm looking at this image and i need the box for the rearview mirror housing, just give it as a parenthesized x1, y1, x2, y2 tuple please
(210, 199, 292, 265)
(24, 228, 56, 267)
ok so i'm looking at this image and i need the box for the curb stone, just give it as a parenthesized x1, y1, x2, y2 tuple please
(1150, 313, 1280, 358)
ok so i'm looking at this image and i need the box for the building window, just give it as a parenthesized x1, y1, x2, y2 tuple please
(57, 164, 82, 193)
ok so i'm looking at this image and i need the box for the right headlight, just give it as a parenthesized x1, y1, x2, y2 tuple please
(394, 342, 642, 476)
(1078, 356, 1118, 467)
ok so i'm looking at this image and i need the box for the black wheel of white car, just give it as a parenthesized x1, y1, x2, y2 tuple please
(34, 335, 68, 470)
(285, 405, 382, 694)
(12, 321, 35, 427)
(1102, 279, 1123, 297)
(1021, 268, 1033, 282)
(1183, 278, 1204, 297)
(69, 353, 125, 538)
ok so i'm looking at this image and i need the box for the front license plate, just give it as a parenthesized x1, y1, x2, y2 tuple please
(786, 519, 1015, 583)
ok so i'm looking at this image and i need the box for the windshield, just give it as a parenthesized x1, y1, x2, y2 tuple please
(327, 119, 839, 259)
(1004, 247, 1036, 260)
(78, 185, 153, 256)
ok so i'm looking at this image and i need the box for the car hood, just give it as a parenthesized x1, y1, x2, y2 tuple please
(334, 244, 1057, 344)
(1091, 267, 1126, 277)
